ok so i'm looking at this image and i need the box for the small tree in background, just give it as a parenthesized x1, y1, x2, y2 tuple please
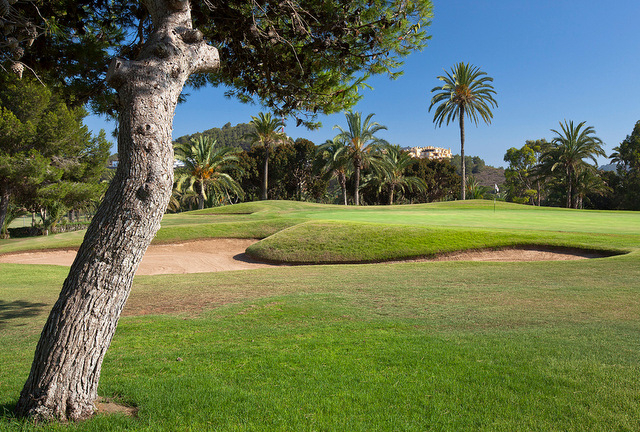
(539, 120, 605, 209)
(174, 136, 244, 210)
(246, 113, 289, 200)
(0, 77, 110, 234)
(370, 144, 427, 204)
(316, 138, 352, 205)
(609, 120, 640, 210)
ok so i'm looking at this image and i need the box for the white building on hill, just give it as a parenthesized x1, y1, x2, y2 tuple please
(405, 146, 452, 160)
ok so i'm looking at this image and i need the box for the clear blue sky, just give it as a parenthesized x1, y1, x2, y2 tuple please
(85, 0, 640, 168)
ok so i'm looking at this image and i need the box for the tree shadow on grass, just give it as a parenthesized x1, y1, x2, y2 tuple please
(0, 402, 17, 422)
(0, 300, 48, 329)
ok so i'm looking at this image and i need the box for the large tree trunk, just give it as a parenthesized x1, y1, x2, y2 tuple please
(261, 147, 269, 200)
(15, 0, 219, 421)
(459, 109, 466, 200)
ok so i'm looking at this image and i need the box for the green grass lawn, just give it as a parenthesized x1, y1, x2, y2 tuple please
(1, 200, 639, 431)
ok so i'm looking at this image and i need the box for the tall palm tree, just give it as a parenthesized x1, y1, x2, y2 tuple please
(174, 135, 244, 210)
(245, 112, 289, 200)
(429, 62, 498, 200)
(371, 144, 427, 204)
(540, 120, 605, 208)
(316, 138, 351, 205)
(333, 112, 388, 205)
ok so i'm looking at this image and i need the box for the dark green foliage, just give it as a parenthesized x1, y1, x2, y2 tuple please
(362, 144, 426, 205)
(451, 155, 487, 176)
(0, 76, 110, 234)
(608, 120, 640, 210)
(237, 138, 326, 202)
(4, 0, 433, 124)
(503, 140, 547, 205)
(538, 121, 606, 209)
(333, 112, 388, 205)
(315, 138, 352, 205)
(173, 136, 244, 211)
(404, 157, 460, 203)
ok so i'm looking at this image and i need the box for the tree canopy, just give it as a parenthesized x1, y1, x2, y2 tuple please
(2, 0, 433, 125)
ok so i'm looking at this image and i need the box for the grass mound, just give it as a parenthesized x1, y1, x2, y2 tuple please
(246, 220, 628, 264)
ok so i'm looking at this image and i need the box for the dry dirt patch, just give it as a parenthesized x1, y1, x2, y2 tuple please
(0, 239, 602, 275)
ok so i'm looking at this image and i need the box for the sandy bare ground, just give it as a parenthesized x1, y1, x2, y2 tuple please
(0, 238, 601, 275)
(0, 239, 276, 275)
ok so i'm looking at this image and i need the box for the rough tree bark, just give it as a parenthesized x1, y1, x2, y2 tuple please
(16, 0, 219, 421)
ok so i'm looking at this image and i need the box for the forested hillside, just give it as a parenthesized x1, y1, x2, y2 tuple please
(450, 155, 505, 188)
(174, 122, 255, 150)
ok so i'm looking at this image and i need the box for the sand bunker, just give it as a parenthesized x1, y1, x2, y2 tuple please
(0, 239, 276, 275)
(0, 238, 602, 275)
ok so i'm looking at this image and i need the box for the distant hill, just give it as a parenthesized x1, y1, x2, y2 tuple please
(599, 163, 617, 172)
(174, 122, 255, 150)
(473, 165, 506, 188)
(450, 155, 505, 187)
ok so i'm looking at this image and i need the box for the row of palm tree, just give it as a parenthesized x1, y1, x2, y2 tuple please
(171, 109, 437, 210)
(317, 112, 428, 205)
(171, 112, 289, 210)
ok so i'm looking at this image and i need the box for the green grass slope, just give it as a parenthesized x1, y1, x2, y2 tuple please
(2, 253, 640, 431)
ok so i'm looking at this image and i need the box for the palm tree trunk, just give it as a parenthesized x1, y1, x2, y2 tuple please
(566, 166, 572, 208)
(388, 186, 394, 205)
(339, 172, 347, 205)
(197, 181, 205, 210)
(15, 0, 220, 421)
(459, 107, 466, 200)
(354, 160, 361, 206)
(261, 146, 269, 200)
